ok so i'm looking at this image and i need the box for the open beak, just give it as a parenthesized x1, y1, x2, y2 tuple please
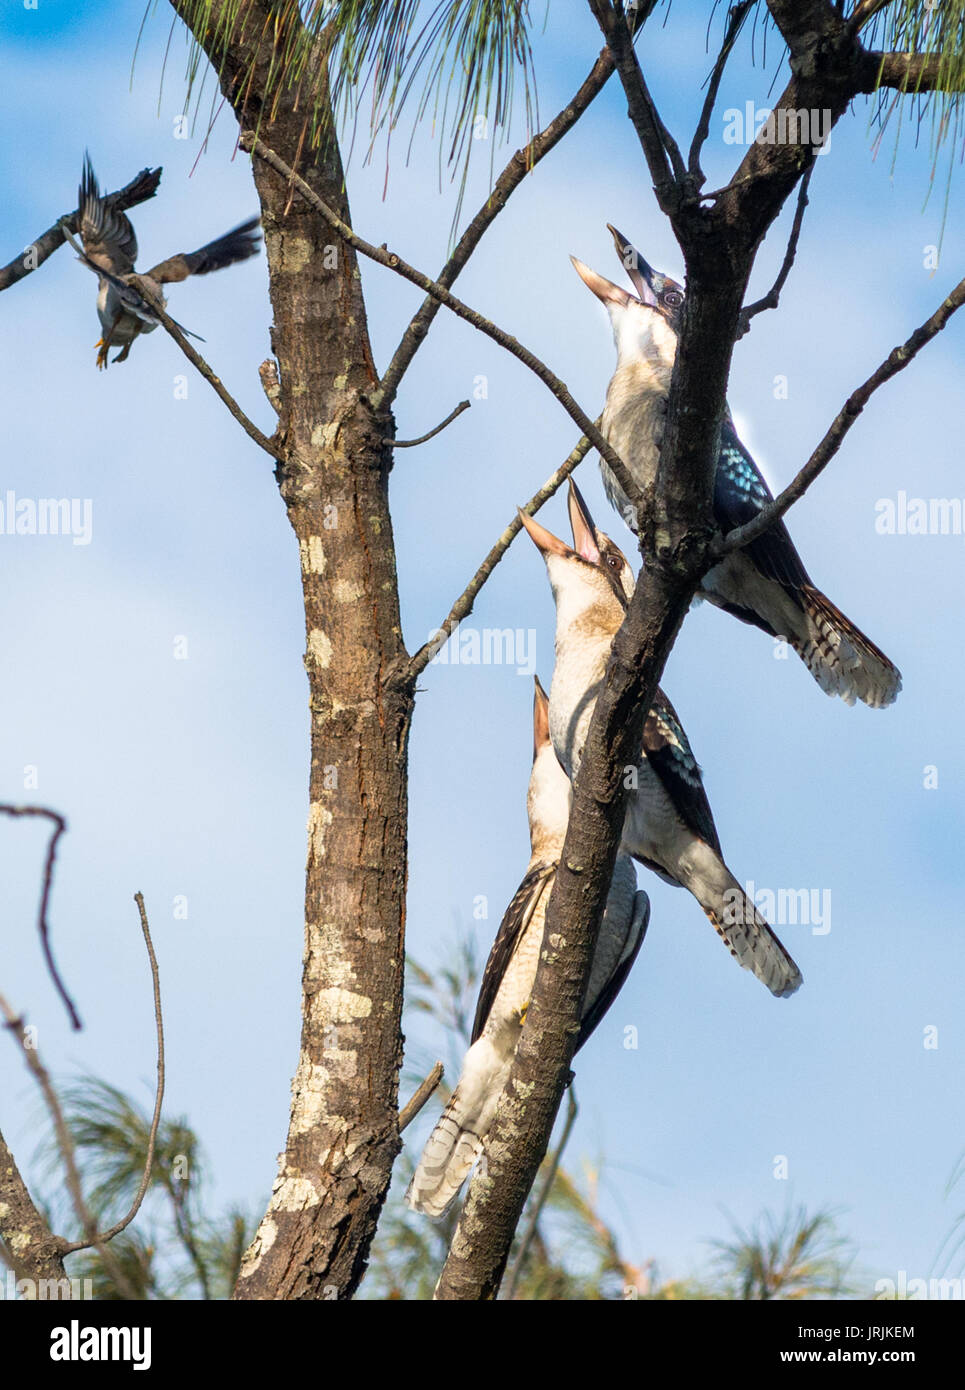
(532, 675, 551, 759)
(567, 479, 603, 565)
(607, 223, 659, 308)
(518, 507, 574, 559)
(570, 255, 635, 310)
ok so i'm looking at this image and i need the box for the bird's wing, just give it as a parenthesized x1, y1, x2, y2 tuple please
(644, 691, 723, 856)
(145, 216, 262, 284)
(77, 153, 139, 276)
(715, 418, 811, 592)
(470, 863, 555, 1045)
(577, 887, 649, 1051)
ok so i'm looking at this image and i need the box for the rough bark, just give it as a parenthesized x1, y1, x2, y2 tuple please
(0, 1131, 68, 1286)
(169, 1, 412, 1300)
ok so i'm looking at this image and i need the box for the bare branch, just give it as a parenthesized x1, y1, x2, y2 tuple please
(589, 0, 686, 210)
(0, 805, 79, 1030)
(387, 400, 470, 448)
(407, 430, 597, 681)
(738, 165, 814, 336)
(689, 2, 756, 181)
(378, 41, 625, 407)
(0, 166, 161, 294)
(398, 1062, 444, 1133)
(720, 270, 965, 556)
(131, 286, 286, 465)
(60, 893, 165, 1255)
(848, 0, 893, 34)
(240, 133, 641, 512)
(0, 1128, 67, 1285)
(503, 1085, 578, 1300)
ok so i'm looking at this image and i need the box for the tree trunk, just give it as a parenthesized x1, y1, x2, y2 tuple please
(169, 1, 413, 1300)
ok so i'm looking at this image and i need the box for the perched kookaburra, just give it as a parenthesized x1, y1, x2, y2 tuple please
(520, 479, 802, 1000)
(405, 677, 649, 1219)
(571, 226, 901, 709)
(65, 154, 261, 369)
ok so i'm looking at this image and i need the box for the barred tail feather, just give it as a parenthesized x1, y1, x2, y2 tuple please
(405, 1095, 486, 1218)
(405, 1037, 509, 1218)
(679, 842, 803, 999)
(796, 585, 901, 709)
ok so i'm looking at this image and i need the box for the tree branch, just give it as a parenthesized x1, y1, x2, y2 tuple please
(502, 1085, 578, 1300)
(0, 1128, 67, 1286)
(406, 429, 597, 681)
(398, 1062, 444, 1133)
(738, 164, 814, 336)
(60, 893, 165, 1255)
(0, 166, 161, 294)
(589, 0, 686, 210)
(720, 268, 965, 555)
(129, 285, 286, 465)
(377, 39, 627, 408)
(240, 132, 641, 511)
(0, 805, 79, 1030)
(387, 399, 470, 448)
(689, 1, 756, 182)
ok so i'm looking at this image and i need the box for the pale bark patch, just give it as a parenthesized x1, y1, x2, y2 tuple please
(299, 535, 327, 575)
(307, 801, 333, 862)
(306, 628, 333, 668)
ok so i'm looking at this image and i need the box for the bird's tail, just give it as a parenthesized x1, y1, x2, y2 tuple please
(405, 1039, 506, 1218)
(794, 585, 901, 709)
(677, 841, 803, 999)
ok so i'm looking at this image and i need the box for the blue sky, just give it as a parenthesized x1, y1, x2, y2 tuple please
(1, 1, 963, 1295)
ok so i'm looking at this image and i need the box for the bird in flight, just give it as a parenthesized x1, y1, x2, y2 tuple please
(571, 226, 901, 709)
(64, 154, 261, 369)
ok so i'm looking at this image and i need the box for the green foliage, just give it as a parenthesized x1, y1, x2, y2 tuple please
(709, 1203, 857, 1301)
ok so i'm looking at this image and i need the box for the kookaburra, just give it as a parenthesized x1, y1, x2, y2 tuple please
(65, 154, 261, 369)
(405, 677, 649, 1219)
(571, 226, 901, 709)
(520, 479, 802, 1001)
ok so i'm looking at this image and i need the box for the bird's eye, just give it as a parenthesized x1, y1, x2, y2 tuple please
(664, 290, 682, 308)
(606, 555, 622, 572)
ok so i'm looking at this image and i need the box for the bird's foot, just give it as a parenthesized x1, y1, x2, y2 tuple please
(94, 339, 109, 371)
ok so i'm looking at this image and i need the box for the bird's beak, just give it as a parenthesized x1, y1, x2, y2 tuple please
(570, 255, 635, 310)
(532, 675, 551, 759)
(518, 508, 573, 559)
(607, 223, 659, 308)
(567, 479, 603, 566)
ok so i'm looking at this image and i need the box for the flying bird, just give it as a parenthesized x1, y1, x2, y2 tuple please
(571, 226, 901, 709)
(520, 479, 802, 1001)
(66, 154, 261, 369)
(405, 676, 649, 1218)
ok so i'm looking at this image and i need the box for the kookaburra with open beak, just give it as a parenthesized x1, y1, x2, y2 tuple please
(64, 153, 261, 369)
(405, 676, 649, 1219)
(571, 226, 901, 709)
(520, 478, 803, 1002)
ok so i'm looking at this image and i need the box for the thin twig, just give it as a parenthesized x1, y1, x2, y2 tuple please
(0, 993, 138, 1298)
(503, 1085, 578, 1300)
(377, 36, 633, 407)
(0, 805, 79, 1030)
(720, 270, 965, 555)
(738, 165, 814, 337)
(398, 1062, 445, 1132)
(131, 286, 286, 465)
(848, 0, 892, 35)
(60, 893, 165, 1254)
(241, 133, 640, 512)
(689, 2, 756, 180)
(387, 400, 470, 448)
(0, 166, 161, 294)
(407, 429, 597, 681)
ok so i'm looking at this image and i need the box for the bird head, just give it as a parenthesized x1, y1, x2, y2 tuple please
(566, 478, 636, 606)
(518, 488, 630, 640)
(571, 224, 683, 374)
(527, 675, 572, 854)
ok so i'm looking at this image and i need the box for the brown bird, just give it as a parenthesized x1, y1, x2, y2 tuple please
(66, 153, 261, 369)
